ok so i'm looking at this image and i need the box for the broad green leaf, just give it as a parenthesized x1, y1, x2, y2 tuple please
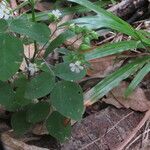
(26, 102, 50, 123)
(84, 57, 150, 105)
(0, 82, 15, 110)
(46, 111, 71, 142)
(125, 63, 150, 97)
(13, 77, 31, 109)
(0, 34, 23, 81)
(0, 19, 8, 33)
(25, 72, 55, 99)
(67, 0, 137, 38)
(45, 31, 75, 57)
(11, 111, 31, 136)
(55, 62, 86, 81)
(51, 81, 84, 120)
(9, 17, 51, 43)
(84, 40, 143, 60)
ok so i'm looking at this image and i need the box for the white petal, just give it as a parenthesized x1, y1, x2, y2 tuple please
(1, 5, 6, 10)
(75, 68, 80, 73)
(4, 14, 9, 19)
(69, 63, 75, 67)
(0, 12, 4, 18)
(5, 9, 10, 14)
(78, 66, 84, 70)
(70, 67, 76, 72)
(75, 61, 81, 66)
(30, 70, 34, 76)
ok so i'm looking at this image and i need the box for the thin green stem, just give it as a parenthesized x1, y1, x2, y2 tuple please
(29, 0, 38, 62)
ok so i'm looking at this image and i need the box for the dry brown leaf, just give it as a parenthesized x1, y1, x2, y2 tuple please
(62, 107, 144, 150)
(103, 82, 150, 112)
(32, 123, 48, 135)
(1, 132, 49, 150)
(35, 2, 52, 12)
(87, 56, 123, 78)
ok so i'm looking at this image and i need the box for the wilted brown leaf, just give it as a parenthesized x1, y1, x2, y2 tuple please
(87, 56, 123, 78)
(103, 82, 150, 112)
(62, 107, 144, 150)
(1, 132, 49, 150)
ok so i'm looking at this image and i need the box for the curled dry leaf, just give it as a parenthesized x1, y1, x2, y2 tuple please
(1, 132, 49, 150)
(102, 82, 150, 112)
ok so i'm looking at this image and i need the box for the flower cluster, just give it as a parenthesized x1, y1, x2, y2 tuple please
(0, 0, 12, 19)
(52, 9, 62, 19)
(69, 61, 84, 73)
(26, 63, 39, 76)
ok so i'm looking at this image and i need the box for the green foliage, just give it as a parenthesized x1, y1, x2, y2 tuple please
(84, 57, 150, 104)
(69, 0, 150, 106)
(0, 0, 149, 142)
(26, 102, 50, 123)
(0, 34, 23, 81)
(51, 81, 84, 120)
(45, 31, 75, 57)
(55, 62, 86, 81)
(11, 111, 32, 136)
(0, 19, 8, 33)
(84, 40, 143, 60)
(0, 82, 15, 111)
(46, 111, 71, 142)
(10, 16, 51, 43)
(25, 72, 55, 99)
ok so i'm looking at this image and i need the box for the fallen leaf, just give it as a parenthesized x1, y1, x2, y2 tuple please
(62, 107, 144, 150)
(103, 82, 150, 112)
(87, 56, 123, 77)
(32, 123, 48, 135)
(1, 132, 49, 150)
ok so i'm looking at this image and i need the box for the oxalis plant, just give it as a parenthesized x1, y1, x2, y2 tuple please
(0, 0, 150, 142)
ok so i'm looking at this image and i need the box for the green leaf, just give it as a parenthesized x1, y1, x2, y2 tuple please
(45, 31, 75, 57)
(51, 81, 84, 120)
(9, 17, 51, 43)
(55, 62, 86, 81)
(0, 19, 8, 33)
(11, 111, 31, 136)
(26, 1, 109, 22)
(67, 0, 137, 38)
(26, 102, 50, 123)
(0, 34, 23, 81)
(84, 40, 143, 60)
(25, 72, 55, 99)
(84, 57, 150, 105)
(46, 111, 71, 142)
(0, 82, 15, 111)
(13, 77, 31, 110)
(63, 1, 109, 14)
(125, 62, 150, 97)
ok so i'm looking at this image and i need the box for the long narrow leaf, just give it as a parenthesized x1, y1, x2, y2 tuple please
(84, 57, 150, 105)
(68, 0, 138, 38)
(125, 62, 150, 97)
(84, 40, 143, 61)
(45, 31, 75, 57)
